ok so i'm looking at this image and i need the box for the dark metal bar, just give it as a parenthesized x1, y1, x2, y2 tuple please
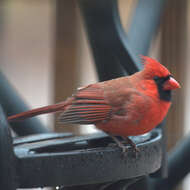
(0, 72, 50, 135)
(0, 106, 17, 189)
(128, 0, 166, 55)
(149, 135, 190, 190)
(78, 0, 141, 82)
(60, 177, 142, 190)
(128, 177, 149, 190)
(150, 121, 168, 178)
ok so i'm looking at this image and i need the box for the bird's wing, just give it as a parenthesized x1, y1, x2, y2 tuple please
(58, 85, 112, 124)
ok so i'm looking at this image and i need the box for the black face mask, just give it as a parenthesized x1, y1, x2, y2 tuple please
(154, 75, 172, 102)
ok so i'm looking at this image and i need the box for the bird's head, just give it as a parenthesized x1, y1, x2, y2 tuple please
(141, 56, 180, 101)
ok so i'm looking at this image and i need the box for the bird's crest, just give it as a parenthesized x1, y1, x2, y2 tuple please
(140, 55, 170, 78)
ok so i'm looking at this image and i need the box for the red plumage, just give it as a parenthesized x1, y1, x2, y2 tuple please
(8, 56, 180, 149)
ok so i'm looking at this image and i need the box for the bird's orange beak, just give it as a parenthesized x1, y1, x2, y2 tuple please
(163, 77, 180, 91)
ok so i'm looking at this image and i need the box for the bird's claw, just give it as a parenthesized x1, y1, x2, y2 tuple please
(108, 140, 128, 156)
(133, 146, 140, 153)
(125, 137, 140, 155)
(129, 142, 140, 153)
(121, 146, 129, 158)
(107, 134, 140, 157)
(132, 145, 140, 158)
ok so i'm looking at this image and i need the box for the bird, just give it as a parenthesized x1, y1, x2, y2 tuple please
(8, 56, 180, 152)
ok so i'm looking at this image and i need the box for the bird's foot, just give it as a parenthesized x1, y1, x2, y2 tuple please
(122, 137, 139, 158)
(107, 134, 140, 157)
(107, 134, 128, 156)
(125, 137, 140, 153)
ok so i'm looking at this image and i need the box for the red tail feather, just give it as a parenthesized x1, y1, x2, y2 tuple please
(8, 102, 67, 122)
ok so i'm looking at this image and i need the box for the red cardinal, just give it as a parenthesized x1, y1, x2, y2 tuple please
(8, 56, 180, 151)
